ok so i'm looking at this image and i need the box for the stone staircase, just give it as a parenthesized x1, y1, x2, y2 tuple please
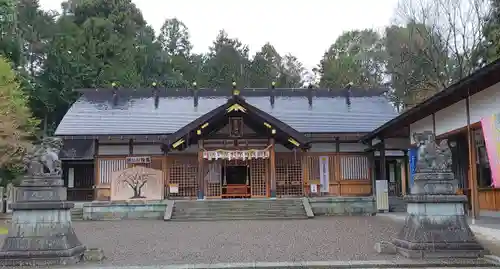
(70, 207, 84, 221)
(389, 196, 407, 212)
(170, 199, 308, 221)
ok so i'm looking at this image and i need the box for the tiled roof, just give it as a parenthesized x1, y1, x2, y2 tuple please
(55, 88, 399, 136)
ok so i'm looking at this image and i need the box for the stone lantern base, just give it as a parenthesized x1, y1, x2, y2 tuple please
(379, 172, 488, 259)
(0, 176, 85, 266)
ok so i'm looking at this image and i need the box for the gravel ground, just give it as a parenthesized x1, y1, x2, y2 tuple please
(65, 217, 403, 266)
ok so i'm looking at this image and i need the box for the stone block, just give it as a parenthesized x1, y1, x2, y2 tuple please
(375, 241, 396, 254)
(84, 248, 105, 262)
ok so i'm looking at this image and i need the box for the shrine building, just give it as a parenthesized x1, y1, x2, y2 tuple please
(55, 83, 402, 201)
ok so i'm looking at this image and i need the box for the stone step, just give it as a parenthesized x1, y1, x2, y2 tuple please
(172, 211, 306, 216)
(71, 208, 84, 221)
(170, 216, 308, 221)
(174, 201, 303, 207)
(389, 197, 407, 212)
(175, 205, 303, 211)
(170, 199, 307, 221)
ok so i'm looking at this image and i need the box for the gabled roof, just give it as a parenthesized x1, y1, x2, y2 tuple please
(361, 57, 500, 142)
(163, 95, 311, 150)
(54, 87, 399, 136)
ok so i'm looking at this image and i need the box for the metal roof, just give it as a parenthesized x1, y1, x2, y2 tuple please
(55, 88, 399, 136)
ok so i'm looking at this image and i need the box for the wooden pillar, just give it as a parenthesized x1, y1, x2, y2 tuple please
(269, 138, 276, 198)
(466, 94, 479, 219)
(369, 150, 376, 196)
(163, 154, 169, 198)
(93, 139, 102, 200)
(379, 139, 387, 185)
(301, 150, 309, 196)
(401, 150, 408, 195)
(197, 141, 204, 200)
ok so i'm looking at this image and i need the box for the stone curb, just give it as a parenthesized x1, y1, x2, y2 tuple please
(301, 197, 314, 218)
(52, 259, 497, 269)
(164, 200, 175, 221)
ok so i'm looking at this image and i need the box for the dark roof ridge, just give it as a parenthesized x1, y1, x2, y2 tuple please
(75, 87, 389, 98)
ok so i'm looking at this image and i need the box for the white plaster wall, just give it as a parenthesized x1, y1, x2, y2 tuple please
(469, 82, 500, 123)
(385, 138, 410, 149)
(409, 115, 433, 143)
(409, 82, 500, 143)
(133, 144, 163, 155)
(309, 143, 336, 152)
(339, 143, 368, 152)
(434, 99, 467, 136)
(99, 144, 129, 155)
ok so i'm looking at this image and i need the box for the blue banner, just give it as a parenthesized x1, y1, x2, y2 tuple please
(409, 147, 418, 188)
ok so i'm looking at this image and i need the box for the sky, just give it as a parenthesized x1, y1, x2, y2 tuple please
(38, 0, 400, 71)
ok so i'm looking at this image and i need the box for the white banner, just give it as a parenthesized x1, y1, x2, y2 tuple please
(202, 147, 270, 161)
(319, 156, 329, 192)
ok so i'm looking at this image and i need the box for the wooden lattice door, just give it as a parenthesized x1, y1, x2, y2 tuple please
(276, 154, 303, 196)
(204, 161, 222, 197)
(168, 156, 198, 198)
(250, 159, 267, 197)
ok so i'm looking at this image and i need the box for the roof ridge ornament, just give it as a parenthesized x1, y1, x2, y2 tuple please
(270, 82, 276, 108)
(232, 82, 240, 96)
(112, 82, 118, 106)
(152, 82, 159, 109)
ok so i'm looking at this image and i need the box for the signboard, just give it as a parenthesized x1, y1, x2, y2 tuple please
(310, 184, 318, 193)
(169, 184, 179, 194)
(126, 156, 151, 164)
(319, 156, 329, 192)
(481, 113, 500, 187)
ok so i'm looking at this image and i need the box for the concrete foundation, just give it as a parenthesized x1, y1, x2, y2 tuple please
(83, 200, 168, 220)
(308, 197, 376, 216)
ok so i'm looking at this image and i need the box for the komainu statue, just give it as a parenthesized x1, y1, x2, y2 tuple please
(23, 137, 63, 176)
(413, 131, 453, 173)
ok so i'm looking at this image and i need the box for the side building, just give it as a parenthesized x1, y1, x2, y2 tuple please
(55, 85, 400, 201)
(362, 58, 500, 217)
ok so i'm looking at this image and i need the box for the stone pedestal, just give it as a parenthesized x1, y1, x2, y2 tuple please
(0, 175, 86, 266)
(391, 172, 487, 259)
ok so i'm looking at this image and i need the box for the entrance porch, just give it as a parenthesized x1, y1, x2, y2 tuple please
(162, 93, 310, 199)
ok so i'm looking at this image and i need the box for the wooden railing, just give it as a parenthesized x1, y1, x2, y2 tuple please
(222, 184, 250, 198)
